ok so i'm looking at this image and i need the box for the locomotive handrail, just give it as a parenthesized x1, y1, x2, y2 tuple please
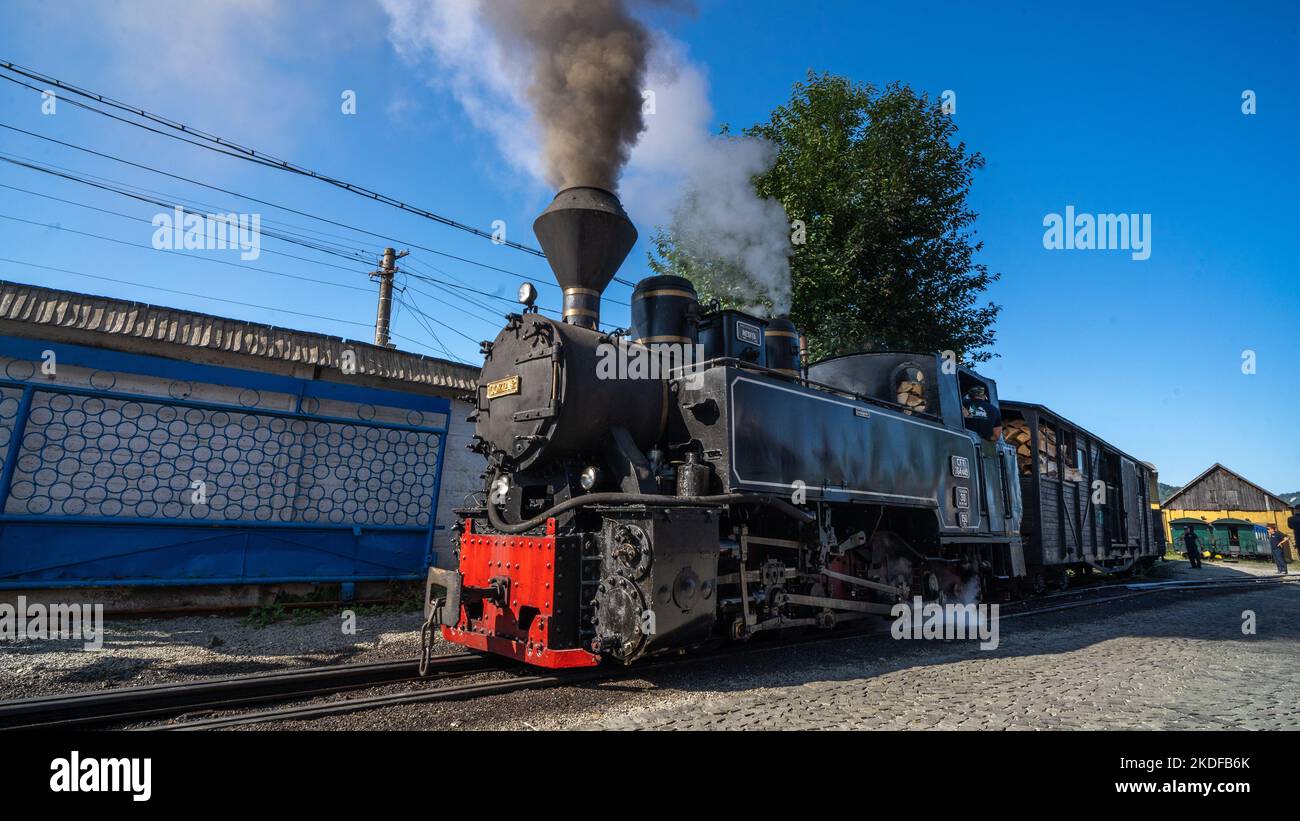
(485, 491, 816, 535)
(666, 357, 943, 423)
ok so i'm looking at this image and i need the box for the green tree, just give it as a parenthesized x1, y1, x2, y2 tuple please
(650, 72, 1000, 362)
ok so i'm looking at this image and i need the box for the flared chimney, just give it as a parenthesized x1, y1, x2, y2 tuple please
(532, 187, 637, 330)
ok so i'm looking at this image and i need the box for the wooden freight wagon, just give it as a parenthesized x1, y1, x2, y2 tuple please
(1000, 401, 1162, 589)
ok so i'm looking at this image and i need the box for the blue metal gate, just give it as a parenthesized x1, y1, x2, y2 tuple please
(0, 335, 449, 588)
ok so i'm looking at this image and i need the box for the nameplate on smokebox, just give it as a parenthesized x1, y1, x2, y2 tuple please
(486, 375, 521, 400)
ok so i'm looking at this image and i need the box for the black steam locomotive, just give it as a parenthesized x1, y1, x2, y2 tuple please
(424, 187, 1162, 668)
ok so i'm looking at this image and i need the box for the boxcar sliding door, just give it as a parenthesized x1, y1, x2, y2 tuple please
(1120, 457, 1141, 548)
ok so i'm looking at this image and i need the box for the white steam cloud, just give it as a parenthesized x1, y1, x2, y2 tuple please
(657, 138, 793, 315)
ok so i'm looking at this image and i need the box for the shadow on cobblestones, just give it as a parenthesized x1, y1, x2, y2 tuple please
(565, 581, 1300, 730)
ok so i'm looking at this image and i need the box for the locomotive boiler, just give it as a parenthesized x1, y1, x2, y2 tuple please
(422, 186, 1156, 670)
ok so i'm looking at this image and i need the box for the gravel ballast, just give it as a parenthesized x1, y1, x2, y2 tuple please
(0, 606, 439, 701)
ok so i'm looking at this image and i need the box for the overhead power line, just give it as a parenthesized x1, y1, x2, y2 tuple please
(0, 184, 379, 277)
(0, 206, 497, 350)
(0, 61, 550, 258)
(0, 127, 379, 257)
(394, 292, 457, 362)
(0, 122, 638, 301)
(0, 154, 377, 265)
(0, 182, 538, 332)
(0, 212, 373, 290)
(0, 182, 526, 332)
(0, 149, 377, 263)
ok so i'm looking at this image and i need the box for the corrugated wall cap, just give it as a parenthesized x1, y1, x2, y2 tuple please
(0, 279, 479, 391)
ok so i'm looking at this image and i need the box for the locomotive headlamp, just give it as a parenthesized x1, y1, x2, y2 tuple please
(579, 465, 601, 491)
(517, 282, 538, 308)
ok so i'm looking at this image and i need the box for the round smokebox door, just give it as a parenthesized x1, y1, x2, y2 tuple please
(477, 315, 557, 466)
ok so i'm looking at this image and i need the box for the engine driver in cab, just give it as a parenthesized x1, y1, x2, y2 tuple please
(962, 384, 1002, 451)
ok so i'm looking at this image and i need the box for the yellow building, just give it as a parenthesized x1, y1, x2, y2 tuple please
(1162, 463, 1297, 560)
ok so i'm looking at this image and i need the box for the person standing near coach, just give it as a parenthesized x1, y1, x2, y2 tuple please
(1267, 524, 1290, 575)
(1181, 525, 1202, 569)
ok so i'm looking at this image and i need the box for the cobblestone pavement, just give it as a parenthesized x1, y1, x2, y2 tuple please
(567, 581, 1300, 731)
(244, 565, 1300, 731)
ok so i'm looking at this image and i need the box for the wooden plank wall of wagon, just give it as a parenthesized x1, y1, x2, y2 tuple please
(1085, 435, 1103, 558)
(1061, 474, 1082, 561)
(1038, 467, 1062, 566)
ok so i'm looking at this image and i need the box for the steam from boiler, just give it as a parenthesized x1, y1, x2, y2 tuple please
(660, 136, 793, 316)
(942, 565, 984, 634)
(481, 0, 651, 191)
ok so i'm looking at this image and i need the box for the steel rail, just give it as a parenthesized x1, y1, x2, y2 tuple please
(0, 654, 499, 730)
(1000, 575, 1296, 620)
(161, 669, 611, 730)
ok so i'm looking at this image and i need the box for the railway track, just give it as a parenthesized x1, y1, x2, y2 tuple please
(7, 573, 1293, 731)
(1000, 573, 1296, 620)
(0, 653, 500, 730)
(162, 668, 611, 730)
(159, 574, 1300, 730)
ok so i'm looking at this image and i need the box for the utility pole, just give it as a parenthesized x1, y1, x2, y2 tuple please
(371, 246, 408, 348)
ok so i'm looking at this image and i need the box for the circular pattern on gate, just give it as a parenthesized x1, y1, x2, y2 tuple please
(6, 390, 439, 526)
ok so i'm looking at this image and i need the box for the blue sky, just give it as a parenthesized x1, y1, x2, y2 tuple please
(0, 0, 1295, 491)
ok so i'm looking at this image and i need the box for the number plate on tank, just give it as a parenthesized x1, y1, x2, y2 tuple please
(486, 375, 521, 399)
(951, 455, 970, 479)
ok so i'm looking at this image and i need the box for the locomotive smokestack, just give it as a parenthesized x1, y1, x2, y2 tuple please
(533, 187, 637, 330)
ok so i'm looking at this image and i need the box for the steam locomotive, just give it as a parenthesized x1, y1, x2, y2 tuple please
(423, 187, 1162, 668)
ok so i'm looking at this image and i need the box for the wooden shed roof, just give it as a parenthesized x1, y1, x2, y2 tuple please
(1162, 463, 1291, 511)
(0, 279, 479, 392)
